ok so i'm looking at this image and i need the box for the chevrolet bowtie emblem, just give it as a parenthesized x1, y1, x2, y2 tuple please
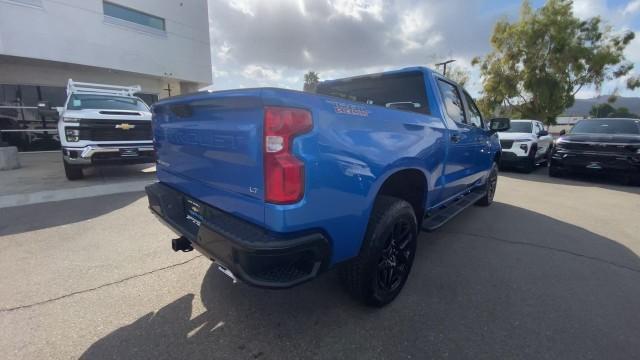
(116, 123, 135, 130)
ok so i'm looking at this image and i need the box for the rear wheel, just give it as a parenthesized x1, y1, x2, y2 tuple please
(522, 144, 538, 173)
(477, 162, 498, 207)
(340, 196, 417, 307)
(63, 160, 84, 180)
(548, 163, 562, 178)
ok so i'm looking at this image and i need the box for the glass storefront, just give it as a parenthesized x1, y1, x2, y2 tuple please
(0, 84, 63, 151)
(0, 84, 158, 151)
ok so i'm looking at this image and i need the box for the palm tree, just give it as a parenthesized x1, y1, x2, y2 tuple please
(303, 71, 320, 92)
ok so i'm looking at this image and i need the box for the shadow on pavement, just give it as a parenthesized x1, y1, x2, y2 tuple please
(0, 192, 145, 236)
(500, 165, 640, 194)
(80, 202, 640, 360)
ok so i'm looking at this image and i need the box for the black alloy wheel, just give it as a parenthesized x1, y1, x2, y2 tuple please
(376, 219, 414, 293)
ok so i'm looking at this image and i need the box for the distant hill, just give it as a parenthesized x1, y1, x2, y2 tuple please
(562, 96, 640, 117)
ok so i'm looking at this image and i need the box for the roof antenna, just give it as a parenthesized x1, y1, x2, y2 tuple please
(435, 59, 456, 77)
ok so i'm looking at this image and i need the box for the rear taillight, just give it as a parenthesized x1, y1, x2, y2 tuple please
(264, 106, 312, 204)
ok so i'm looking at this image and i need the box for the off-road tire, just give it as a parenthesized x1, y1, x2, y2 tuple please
(548, 164, 562, 178)
(522, 144, 538, 173)
(64, 160, 84, 180)
(340, 196, 418, 307)
(476, 162, 498, 207)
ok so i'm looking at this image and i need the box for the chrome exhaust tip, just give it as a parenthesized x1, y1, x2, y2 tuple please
(217, 264, 238, 284)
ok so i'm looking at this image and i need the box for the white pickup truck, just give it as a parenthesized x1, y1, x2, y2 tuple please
(49, 80, 154, 180)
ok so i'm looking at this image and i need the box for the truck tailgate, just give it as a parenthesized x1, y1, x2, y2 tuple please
(152, 90, 265, 225)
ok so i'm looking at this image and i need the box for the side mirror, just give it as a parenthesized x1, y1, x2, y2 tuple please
(489, 117, 510, 133)
(559, 129, 566, 136)
(538, 130, 549, 137)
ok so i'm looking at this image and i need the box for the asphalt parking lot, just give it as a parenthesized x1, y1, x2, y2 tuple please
(1, 166, 639, 360)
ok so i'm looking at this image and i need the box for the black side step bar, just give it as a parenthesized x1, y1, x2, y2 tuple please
(421, 188, 485, 232)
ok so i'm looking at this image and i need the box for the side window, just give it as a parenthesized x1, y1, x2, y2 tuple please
(535, 122, 543, 134)
(463, 91, 483, 128)
(437, 79, 466, 124)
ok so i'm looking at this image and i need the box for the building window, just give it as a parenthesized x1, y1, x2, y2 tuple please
(103, 1, 165, 31)
(0, 84, 65, 152)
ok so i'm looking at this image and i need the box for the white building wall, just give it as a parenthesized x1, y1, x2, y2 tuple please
(0, 0, 212, 86)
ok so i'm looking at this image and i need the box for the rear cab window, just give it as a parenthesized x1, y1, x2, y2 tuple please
(315, 71, 430, 115)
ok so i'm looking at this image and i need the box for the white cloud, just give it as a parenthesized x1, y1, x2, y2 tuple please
(242, 65, 283, 82)
(327, 0, 384, 21)
(211, 66, 228, 78)
(623, 0, 640, 15)
(626, 32, 640, 63)
(572, 0, 609, 19)
(216, 42, 232, 62)
(206, 0, 638, 98)
(228, 0, 255, 16)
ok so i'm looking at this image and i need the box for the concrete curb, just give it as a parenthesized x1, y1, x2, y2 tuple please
(0, 180, 154, 209)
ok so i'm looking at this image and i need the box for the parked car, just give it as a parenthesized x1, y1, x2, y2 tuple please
(497, 119, 553, 172)
(145, 67, 510, 306)
(48, 79, 155, 180)
(549, 118, 640, 184)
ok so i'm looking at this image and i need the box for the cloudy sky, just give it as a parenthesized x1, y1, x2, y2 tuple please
(207, 0, 640, 98)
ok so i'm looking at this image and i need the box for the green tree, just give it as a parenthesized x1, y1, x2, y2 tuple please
(446, 66, 470, 87)
(303, 71, 320, 92)
(609, 107, 639, 118)
(589, 103, 639, 118)
(473, 0, 636, 125)
(589, 103, 615, 117)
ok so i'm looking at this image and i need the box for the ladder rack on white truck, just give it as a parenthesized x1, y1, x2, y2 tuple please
(66, 79, 142, 97)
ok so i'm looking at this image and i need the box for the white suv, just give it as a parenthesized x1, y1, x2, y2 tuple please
(497, 119, 553, 172)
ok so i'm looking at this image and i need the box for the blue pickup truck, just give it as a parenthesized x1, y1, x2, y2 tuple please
(145, 67, 510, 306)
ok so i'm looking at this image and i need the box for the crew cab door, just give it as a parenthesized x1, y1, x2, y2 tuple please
(435, 78, 485, 200)
(462, 90, 492, 175)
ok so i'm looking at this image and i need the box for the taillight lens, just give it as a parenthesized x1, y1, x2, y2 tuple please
(264, 106, 312, 204)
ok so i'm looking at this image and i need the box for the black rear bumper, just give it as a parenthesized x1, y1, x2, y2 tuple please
(145, 182, 330, 288)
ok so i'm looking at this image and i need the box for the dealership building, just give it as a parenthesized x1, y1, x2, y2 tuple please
(0, 0, 212, 151)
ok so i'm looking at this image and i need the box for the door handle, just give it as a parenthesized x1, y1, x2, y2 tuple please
(450, 134, 460, 143)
